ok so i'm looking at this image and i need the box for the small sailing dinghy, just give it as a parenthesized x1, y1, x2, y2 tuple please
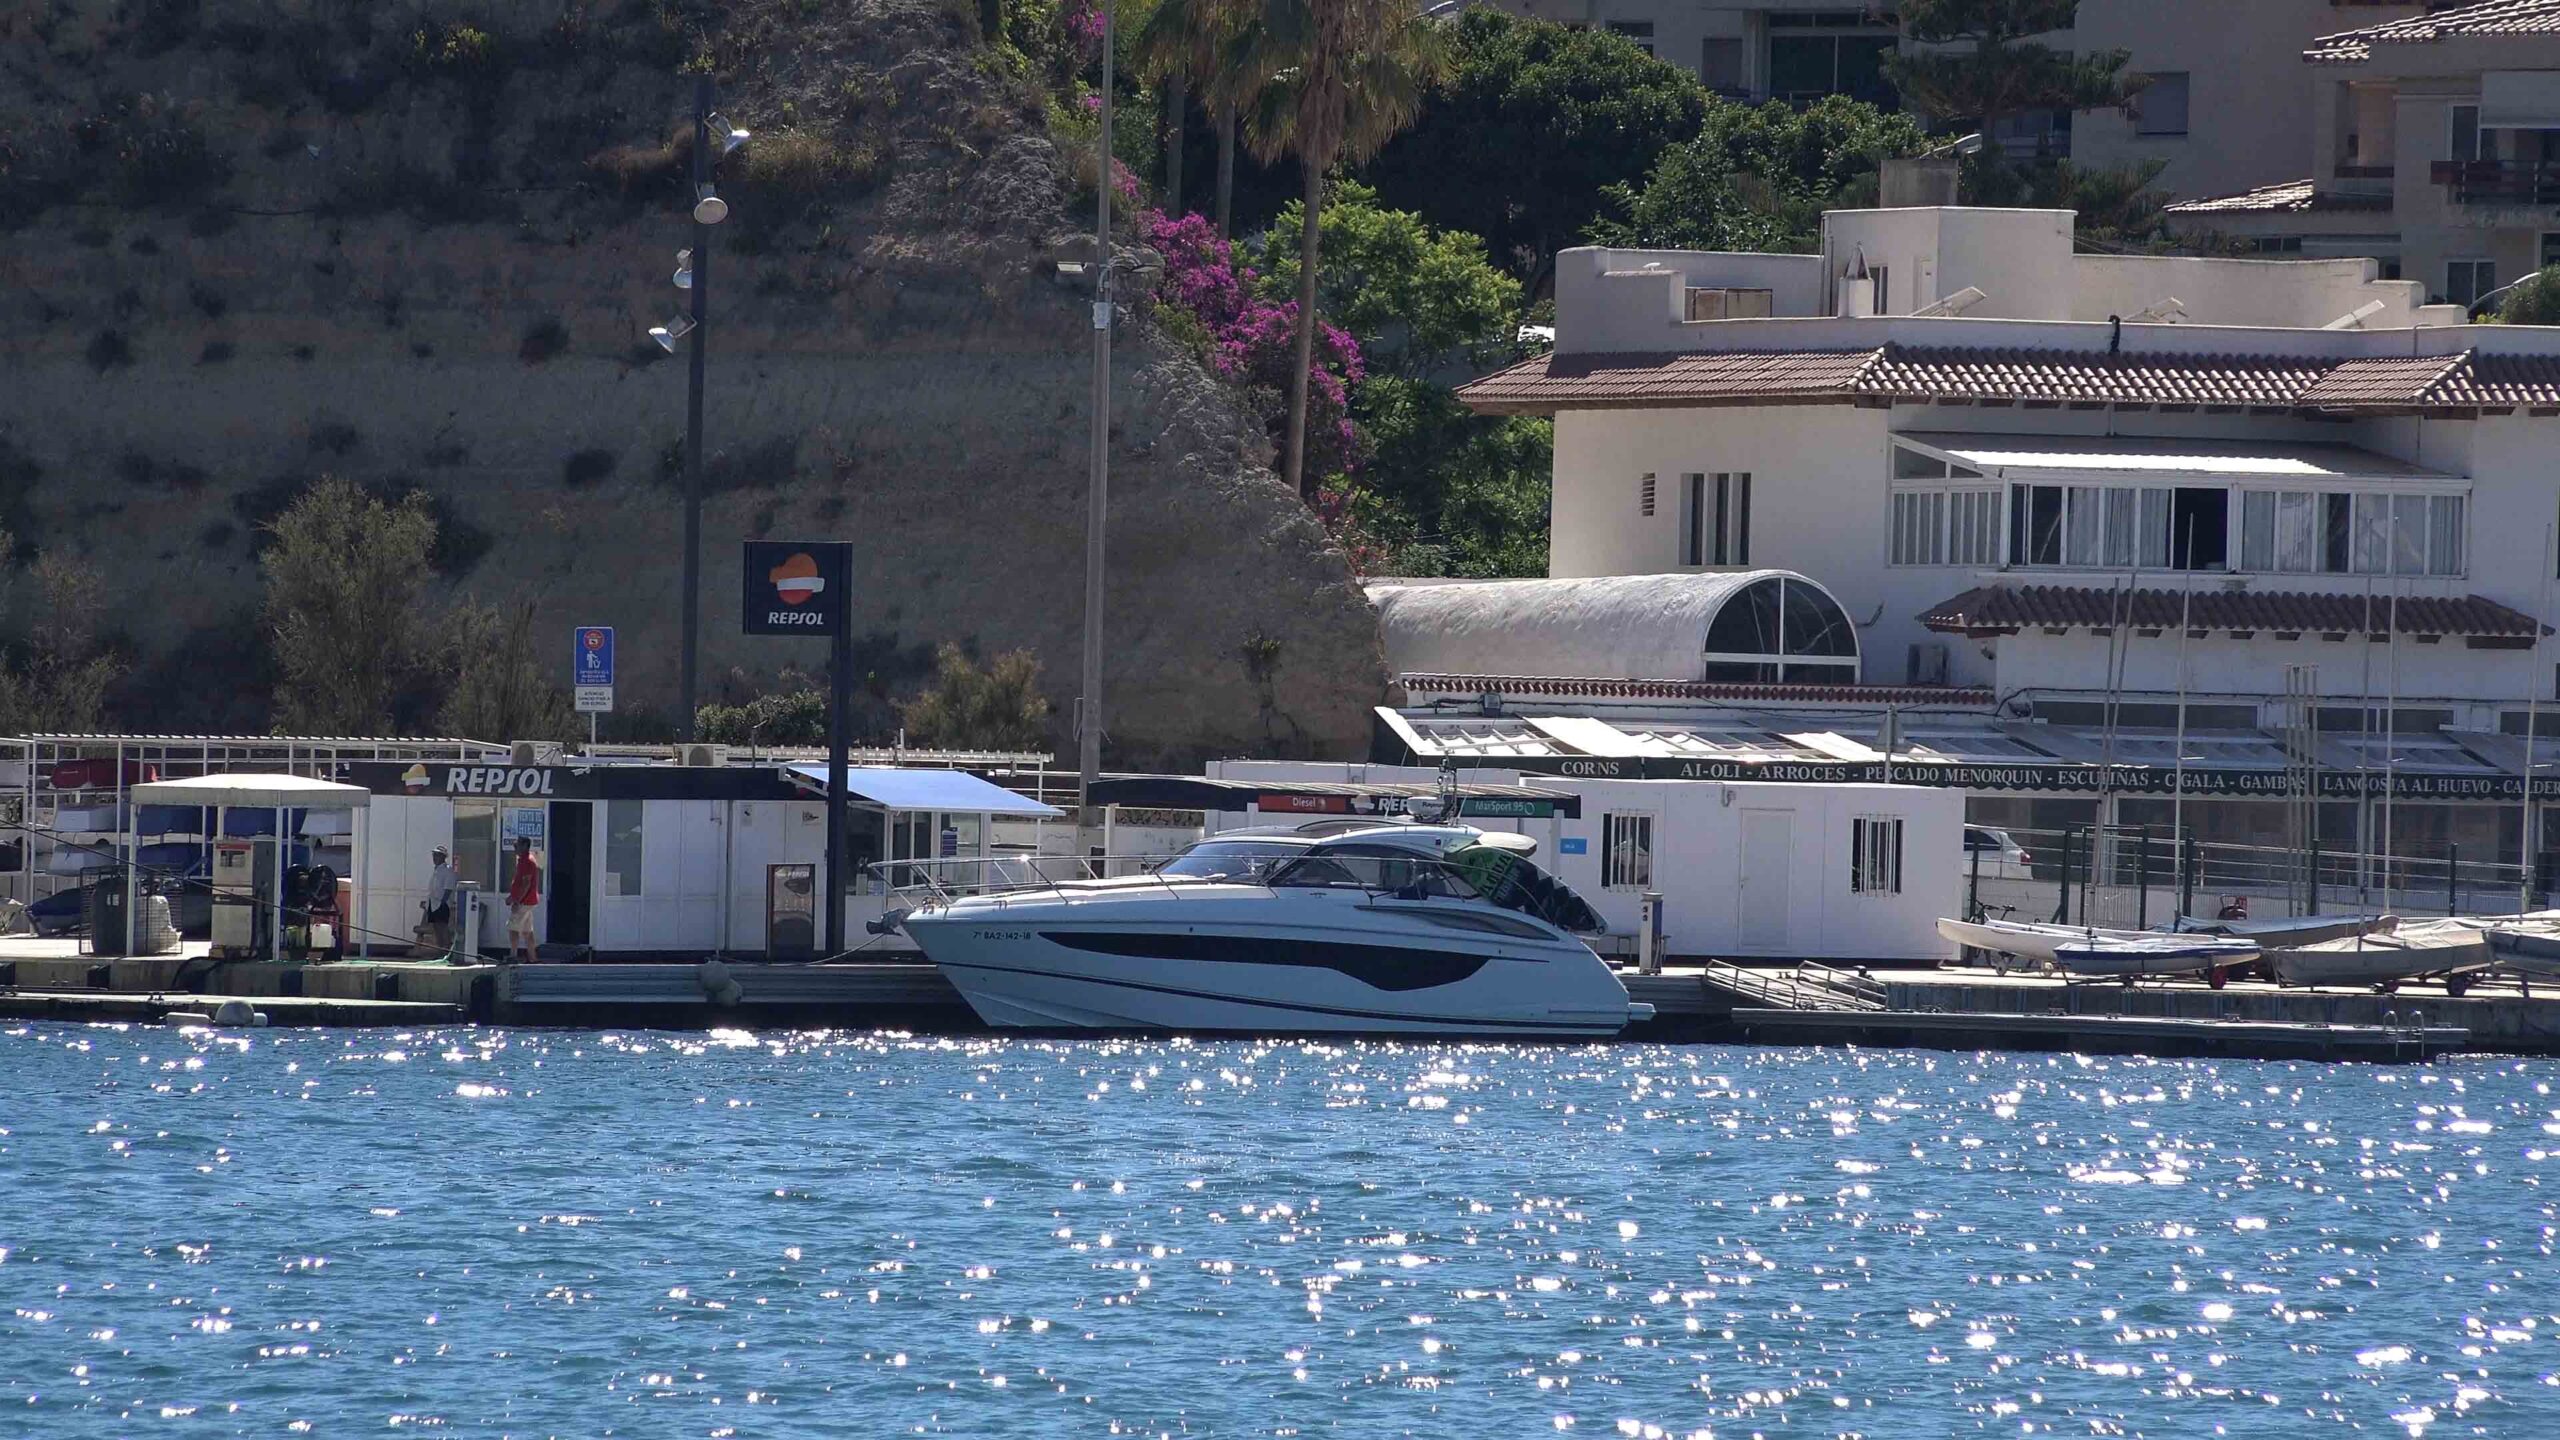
(2167, 912, 2392, 948)
(2262, 916, 2491, 992)
(2475, 912, 2560, 982)
(1938, 917, 2259, 979)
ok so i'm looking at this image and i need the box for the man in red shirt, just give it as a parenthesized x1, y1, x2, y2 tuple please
(505, 836, 543, 964)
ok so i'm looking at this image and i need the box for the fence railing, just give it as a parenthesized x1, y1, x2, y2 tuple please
(1965, 822, 2540, 925)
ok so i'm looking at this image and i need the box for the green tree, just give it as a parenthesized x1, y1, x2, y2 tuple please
(1224, 0, 1445, 500)
(435, 597, 578, 744)
(1361, 11, 1706, 281)
(2496, 265, 2560, 323)
(1962, 151, 2174, 247)
(1351, 378, 1550, 577)
(1251, 180, 1521, 377)
(0, 532, 122, 733)
(694, 684, 828, 748)
(1882, 0, 2148, 150)
(1135, 0, 1248, 234)
(896, 644, 1052, 752)
(261, 477, 437, 734)
(1589, 95, 1926, 252)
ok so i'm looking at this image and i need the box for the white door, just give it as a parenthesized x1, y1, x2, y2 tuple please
(1738, 810, 1792, 952)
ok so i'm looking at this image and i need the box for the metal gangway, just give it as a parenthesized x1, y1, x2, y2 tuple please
(1698, 960, 1888, 1012)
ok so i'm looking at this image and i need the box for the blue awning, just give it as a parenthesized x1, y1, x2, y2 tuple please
(785, 764, 1061, 817)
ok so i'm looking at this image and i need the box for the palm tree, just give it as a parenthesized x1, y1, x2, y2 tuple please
(1224, 0, 1444, 500)
(1134, 0, 1247, 235)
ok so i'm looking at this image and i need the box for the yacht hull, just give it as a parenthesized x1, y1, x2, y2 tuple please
(905, 891, 1638, 1036)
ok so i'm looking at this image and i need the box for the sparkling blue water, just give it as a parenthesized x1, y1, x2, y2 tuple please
(2, 1027, 2556, 1437)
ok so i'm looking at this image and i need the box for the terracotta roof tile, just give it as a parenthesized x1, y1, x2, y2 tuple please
(2421, 352, 2560, 408)
(1457, 349, 1878, 411)
(1921, 585, 2547, 638)
(2296, 354, 2469, 406)
(2162, 178, 2395, 215)
(1397, 673, 1994, 706)
(2308, 0, 2560, 63)
(1455, 343, 2560, 416)
(1863, 346, 2328, 407)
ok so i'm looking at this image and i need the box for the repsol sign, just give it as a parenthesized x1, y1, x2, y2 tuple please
(743, 540, 850, 637)
(436, 766, 559, 796)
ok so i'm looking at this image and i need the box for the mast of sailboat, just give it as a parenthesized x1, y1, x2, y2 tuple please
(2171, 520, 2195, 912)
(2524, 523, 2555, 911)
(2383, 573, 2402, 912)
(1075, 0, 1115, 822)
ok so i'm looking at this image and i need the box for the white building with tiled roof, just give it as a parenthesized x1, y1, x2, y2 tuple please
(2168, 0, 2560, 307)
(1411, 191, 2560, 882)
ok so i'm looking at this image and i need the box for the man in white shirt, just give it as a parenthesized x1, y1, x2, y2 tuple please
(421, 845, 458, 956)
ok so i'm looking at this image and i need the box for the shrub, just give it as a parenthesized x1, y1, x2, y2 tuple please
(895, 644, 1051, 752)
(435, 596, 579, 743)
(519, 315, 570, 364)
(411, 22, 499, 73)
(696, 685, 827, 747)
(86, 330, 135, 372)
(2494, 265, 2560, 325)
(259, 477, 439, 733)
(73, 94, 231, 207)
(561, 447, 616, 487)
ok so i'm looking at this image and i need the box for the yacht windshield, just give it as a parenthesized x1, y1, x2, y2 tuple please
(1453, 847, 1607, 934)
(1267, 843, 1482, 900)
(1156, 839, 1308, 881)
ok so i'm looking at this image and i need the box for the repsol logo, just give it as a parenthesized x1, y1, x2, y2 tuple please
(444, 767, 559, 795)
(764, 609, 829, 627)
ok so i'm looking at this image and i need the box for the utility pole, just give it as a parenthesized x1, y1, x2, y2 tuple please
(1077, 1, 1114, 835)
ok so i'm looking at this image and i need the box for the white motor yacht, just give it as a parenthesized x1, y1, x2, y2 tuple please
(893, 825, 1651, 1036)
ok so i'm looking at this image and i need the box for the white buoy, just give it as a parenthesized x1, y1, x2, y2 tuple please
(210, 998, 268, 1028)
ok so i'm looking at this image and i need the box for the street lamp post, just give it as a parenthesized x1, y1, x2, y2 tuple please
(1076, 0, 1114, 838)
(647, 80, 743, 743)
(682, 73, 711, 743)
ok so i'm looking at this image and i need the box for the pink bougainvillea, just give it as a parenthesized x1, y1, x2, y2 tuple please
(1142, 208, 1367, 492)
(1061, 0, 1106, 51)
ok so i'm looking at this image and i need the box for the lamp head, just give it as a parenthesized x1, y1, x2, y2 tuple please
(692, 184, 728, 225)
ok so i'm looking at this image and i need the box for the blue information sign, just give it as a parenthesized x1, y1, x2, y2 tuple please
(573, 626, 615, 687)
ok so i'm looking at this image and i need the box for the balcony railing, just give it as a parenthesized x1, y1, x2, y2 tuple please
(2431, 158, 2560, 207)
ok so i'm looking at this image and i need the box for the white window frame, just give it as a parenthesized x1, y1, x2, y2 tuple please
(2233, 486, 2466, 578)
(1603, 813, 1655, 890)
(1850, 815, 1903, 896)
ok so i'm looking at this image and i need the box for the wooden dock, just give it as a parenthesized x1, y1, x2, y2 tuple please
(0, 989, 465, 1026)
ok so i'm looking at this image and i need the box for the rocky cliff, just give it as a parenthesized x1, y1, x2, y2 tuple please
(0, 0, 1387, 762)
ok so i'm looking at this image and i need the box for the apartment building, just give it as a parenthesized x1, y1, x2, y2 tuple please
(1493, 1, 1902, 105)
(2168, 0, 2560, 305)
(1479, 2, 2417, 198)
(1408, 188, 2560, 868)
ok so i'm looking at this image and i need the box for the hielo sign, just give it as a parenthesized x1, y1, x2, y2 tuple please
(742, 541, 850, 636)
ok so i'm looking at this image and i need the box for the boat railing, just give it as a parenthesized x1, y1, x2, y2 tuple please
(869, 853, 1202, 909)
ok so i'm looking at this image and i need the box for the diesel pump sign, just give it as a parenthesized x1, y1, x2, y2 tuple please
(742, 540, 850, 636)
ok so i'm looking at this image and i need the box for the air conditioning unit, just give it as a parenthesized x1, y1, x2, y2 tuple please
(1906, 642, 1950, 686)
(679, 743, 730, 768)
(510, 740, 565, 767)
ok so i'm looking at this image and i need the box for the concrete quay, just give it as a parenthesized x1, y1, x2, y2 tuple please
(4, 934, 2557, 1055)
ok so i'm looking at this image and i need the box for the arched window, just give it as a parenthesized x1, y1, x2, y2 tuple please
(1701, 577, 1860, 683)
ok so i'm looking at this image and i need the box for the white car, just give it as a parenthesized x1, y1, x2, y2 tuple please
(1963, 825, 2033, 880)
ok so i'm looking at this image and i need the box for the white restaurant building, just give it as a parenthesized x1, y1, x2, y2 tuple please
(1416, 184, 2560, 881)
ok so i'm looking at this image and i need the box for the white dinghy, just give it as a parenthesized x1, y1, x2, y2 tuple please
(1938, 917, 2259, 980)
